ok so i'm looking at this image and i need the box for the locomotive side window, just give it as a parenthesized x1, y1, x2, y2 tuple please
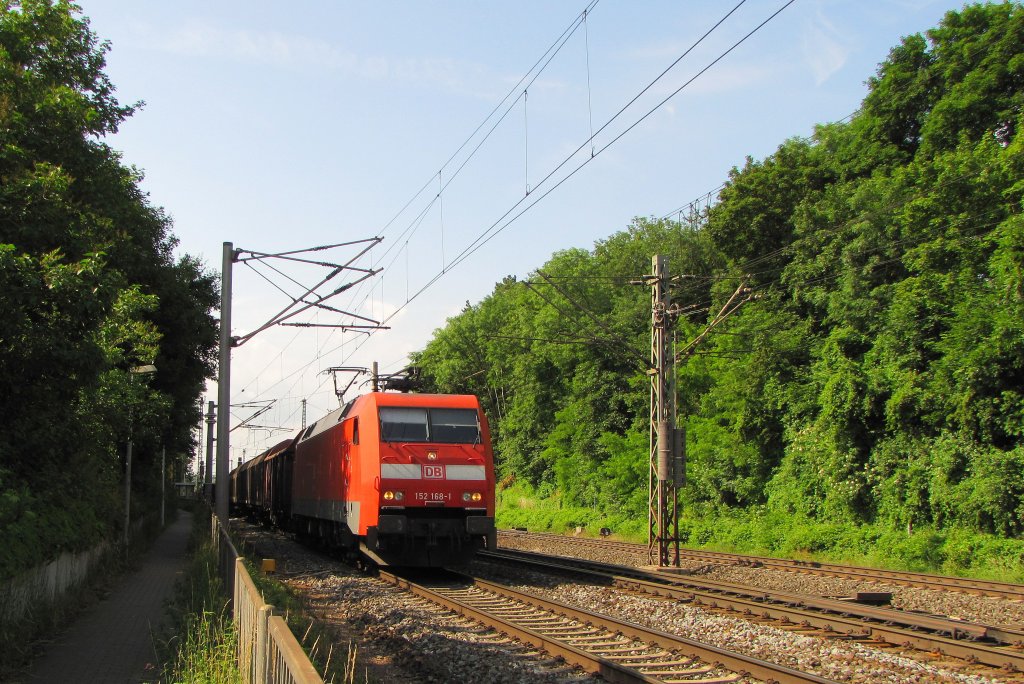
(430, 408, 480, 444)
(380, 407, 429, 442)
(352, 417, 359, 445)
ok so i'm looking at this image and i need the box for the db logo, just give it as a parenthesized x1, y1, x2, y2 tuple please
(423, 465, 445, 479)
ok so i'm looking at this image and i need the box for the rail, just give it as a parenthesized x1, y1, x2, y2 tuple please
(485, 548, 1024, 673)
(380, 568, 839, 684)
(212, 515, 324, 684)
(499, 529, 1024, 600)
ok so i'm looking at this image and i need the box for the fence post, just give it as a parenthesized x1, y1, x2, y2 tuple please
(233, 558, 244, 622)
(255, 604, 275, 683)
(234, 558, 251, 679)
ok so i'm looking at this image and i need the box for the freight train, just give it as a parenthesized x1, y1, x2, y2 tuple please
(230, 391, 497, 567)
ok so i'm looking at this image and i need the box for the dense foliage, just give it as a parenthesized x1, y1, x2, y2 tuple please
(414, 3, 1024, 573)
(0, 0, 218, 578)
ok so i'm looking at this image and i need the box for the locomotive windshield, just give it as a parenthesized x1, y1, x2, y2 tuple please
(379, 406, 480, 444)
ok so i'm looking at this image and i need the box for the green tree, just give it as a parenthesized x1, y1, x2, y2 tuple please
(0, 0, 218, 576)
(415, 3, 1024, 552)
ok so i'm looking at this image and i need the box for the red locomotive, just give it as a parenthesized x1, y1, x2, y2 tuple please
(230, 392, 496, 566)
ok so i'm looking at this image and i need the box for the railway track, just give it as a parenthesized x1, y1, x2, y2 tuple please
(379, 568, 840, 684)
(500, 529, 1024, 601)
(480, 547, 1024, 675)
(234, 520, 1024, 682)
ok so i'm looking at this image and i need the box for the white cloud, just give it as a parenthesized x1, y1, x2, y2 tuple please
(801, 11, 851, 85)
(153, 22, 356, 72)
(133, 21, 520, 100)
(364, 296, 402, 324)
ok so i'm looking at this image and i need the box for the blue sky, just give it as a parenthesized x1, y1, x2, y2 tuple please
(78, 0, 957, 465)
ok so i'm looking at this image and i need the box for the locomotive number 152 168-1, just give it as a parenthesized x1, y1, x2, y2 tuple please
(414, 491, 451, 502)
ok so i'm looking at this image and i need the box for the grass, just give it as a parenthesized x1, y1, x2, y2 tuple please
(496, 482, 647, 540)
(496, 482, 1024, 583)
(157, 509, 241, 684)
(160, 601, 240, 684)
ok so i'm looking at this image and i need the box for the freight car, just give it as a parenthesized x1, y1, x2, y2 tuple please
(230, 391, 496, 566)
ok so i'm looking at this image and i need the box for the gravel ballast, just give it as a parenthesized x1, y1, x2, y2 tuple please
(234, 523, 1022, 683)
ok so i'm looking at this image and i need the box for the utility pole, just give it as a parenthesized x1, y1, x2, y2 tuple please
(214, 236, 385, 531)
(301, 398, 307, 429)
(204, 400, 215, 502)
(643, 257, 752, 567)
(160, 446, 166, 528)
(216, 242, 234, 528)
(646, 255, 684, 567)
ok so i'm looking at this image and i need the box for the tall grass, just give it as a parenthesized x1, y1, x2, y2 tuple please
(158, 514, 241, 683)
(162, 602, 240, 684)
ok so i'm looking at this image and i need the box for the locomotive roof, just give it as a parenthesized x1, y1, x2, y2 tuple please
(367, 392, 481, 407)
(297, 392, 482, 444)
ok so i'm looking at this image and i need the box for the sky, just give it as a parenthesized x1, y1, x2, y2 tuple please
(76, 0, 959, 468)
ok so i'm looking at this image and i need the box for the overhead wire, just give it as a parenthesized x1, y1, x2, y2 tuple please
(230, 0, 800, 446)
(231, 0, 1003, 449)
(294, 0, 795, 401)
(256, 1, 607, 414)
(333, 0, 754, 329)
(357, 1, 600, 273)
(339, 0, 785, 343)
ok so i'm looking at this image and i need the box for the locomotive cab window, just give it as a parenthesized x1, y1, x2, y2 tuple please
(379, 406, 481, 444)
(379, 407, 429, 442)
(430, 408, 480, 443)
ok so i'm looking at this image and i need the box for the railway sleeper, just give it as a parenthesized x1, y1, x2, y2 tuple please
(518, 619, 569, 627)
(591, 646, 662, 657)
(568, 636, 631, 645)
(539, 626, 603, 636)
(604, 652, 675, 662)
(638, 665, 714, 676)
(636, 659, 703, 670)
(488, 609, 542, 618)
(494, 611, 553, 620)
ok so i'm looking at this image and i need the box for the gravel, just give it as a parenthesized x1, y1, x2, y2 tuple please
(234, 522, 602, 684)
(493, 534, 1024, 683)
(233, 522, 1020, 683)
(496, 534, 1024, 628)
(470, 559, 1007, 683)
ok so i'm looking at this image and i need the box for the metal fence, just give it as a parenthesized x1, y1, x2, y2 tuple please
(212, 516, 324, 684)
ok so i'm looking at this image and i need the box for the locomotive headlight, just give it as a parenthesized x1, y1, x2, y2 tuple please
(463, 492, 483, 502)
(383, 490, 395, 501)
(394, 491, 404, 501)
(471, 492, 482, 502)
(462, 492, 471, 502)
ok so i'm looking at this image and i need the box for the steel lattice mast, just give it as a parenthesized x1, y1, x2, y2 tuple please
(646, 255, 681, 566)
